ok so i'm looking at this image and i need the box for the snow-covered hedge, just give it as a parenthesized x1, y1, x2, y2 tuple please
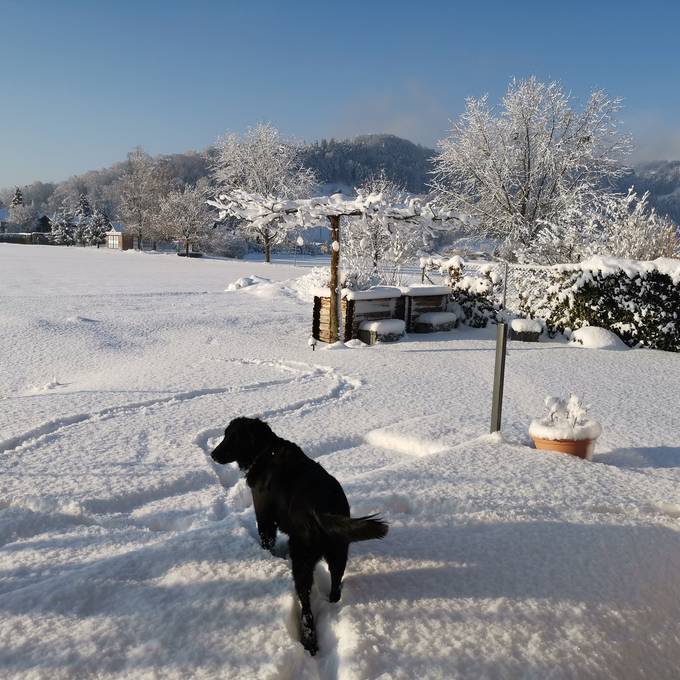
(519, 257, 680, 352)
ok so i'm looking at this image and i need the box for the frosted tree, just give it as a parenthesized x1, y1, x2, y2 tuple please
(343, 175, 400, 282)
(431, 77, 632, 258)
(8, 187, 35, 231)
(210, 123, 316, 262)
(343, 175, 439, 285)
(50, 208, 75, 245)
(72, 194, 92, 245)
(521, 188, 679, 263)
(74, 193, 93, 244)
(118, 147, 169, 249)
(156, 184, 211, 256)
(86, 208, 110, 247)
(601, 189, 679, 259)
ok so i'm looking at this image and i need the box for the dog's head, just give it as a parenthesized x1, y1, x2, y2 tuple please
(210, 417, 277, 469)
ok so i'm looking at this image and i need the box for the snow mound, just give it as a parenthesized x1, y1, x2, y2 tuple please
(225, 275, 270, 291)
(570, 326, 627, 350)
(417, 311, 457, 326)
(511, 318, 542, 333)
(321, 341, 347, 351)
(288, 267, 330, 302)
(359, 319, 406, 333)
(345, 338, 368, 348)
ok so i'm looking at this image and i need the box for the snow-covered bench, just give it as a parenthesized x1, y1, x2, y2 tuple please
(358, 319, 406, 345)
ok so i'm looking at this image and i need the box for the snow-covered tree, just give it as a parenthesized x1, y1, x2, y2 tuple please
(432, 77, 632, 258)
(519, 188, 680, 263)
(342, 175, 439, 285)
(85, 208, 110, 247)
(8, 187, 36, 231)
(156, 184, 211, 256)
(75, 193, 92, 220)
(118, 147, 169, 249)
(50, 208, 75, 245)
(601, 189, 678, 260)
(210, 123, 316, 262)
(10, 188, 23, 207)
(72, 194, 93, 245)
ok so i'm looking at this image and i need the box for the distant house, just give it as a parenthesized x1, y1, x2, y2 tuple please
(36, 215, 51, 233)
(106, 223, 136, 250)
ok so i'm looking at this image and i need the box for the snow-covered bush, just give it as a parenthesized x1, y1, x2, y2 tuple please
(204, 229, 248, 258)
(425, 256, 501, 327)
(570, 326, 627, 350)
(519, 256, 680, 352)
(529, 395, 602, 442)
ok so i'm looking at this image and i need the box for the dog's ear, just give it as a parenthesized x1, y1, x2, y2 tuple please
(249, 418, 276, 445)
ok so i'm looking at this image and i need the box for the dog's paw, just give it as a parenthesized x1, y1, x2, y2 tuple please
(328, 587, 342, 603)
(301, 628, 318, 656)
(300, 613, 318, 656)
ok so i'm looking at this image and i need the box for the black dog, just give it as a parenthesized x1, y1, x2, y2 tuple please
(211, 417, 388, 655)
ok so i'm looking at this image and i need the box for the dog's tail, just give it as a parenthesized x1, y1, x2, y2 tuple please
(315, 512, 388, 543)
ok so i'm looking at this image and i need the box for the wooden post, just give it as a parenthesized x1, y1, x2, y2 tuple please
(329, 214, 340, 343)
(490, 321, 508, 433)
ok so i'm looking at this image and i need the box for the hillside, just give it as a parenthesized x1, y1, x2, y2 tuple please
(3, 136, 680, 224)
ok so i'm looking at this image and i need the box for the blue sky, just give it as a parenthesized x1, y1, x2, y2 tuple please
(1, 0, 679, 187)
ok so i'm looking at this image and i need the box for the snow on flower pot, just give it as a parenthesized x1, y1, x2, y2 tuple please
(509, 318, 542, 342)
(529, 395, 602, 460)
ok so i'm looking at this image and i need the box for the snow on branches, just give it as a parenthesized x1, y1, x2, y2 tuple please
(210, 123, 316, 262)
(432, 77, 632, 259)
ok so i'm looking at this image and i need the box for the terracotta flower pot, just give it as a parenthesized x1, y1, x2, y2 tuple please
(531, 436, 595, 460)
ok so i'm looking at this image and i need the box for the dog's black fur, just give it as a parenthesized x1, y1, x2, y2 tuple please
(211, 417, 388, 655)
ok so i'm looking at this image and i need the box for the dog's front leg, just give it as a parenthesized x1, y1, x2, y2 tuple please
(252, 490, 277, 551)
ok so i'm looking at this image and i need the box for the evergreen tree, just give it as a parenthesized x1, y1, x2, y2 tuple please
(75, 193, 92, 220)
(10, 188, 23, 207)
(9, 186, 36, 231)
(73, 193, 92, 245)
(50, 208, 75, 245)
(86, 208, 109, 247)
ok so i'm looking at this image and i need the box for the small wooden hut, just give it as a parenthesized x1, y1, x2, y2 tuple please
(106, 225, 135, 250)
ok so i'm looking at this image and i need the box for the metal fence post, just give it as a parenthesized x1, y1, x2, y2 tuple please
(490, 321, 508, 433)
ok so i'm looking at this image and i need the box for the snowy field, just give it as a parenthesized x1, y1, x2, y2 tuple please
(2, 244, 680, 680)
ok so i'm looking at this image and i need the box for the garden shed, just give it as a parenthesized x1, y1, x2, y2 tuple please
(106, 225, 135, 251)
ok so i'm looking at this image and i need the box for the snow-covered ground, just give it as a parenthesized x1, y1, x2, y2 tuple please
(2, 244, 680, 680)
